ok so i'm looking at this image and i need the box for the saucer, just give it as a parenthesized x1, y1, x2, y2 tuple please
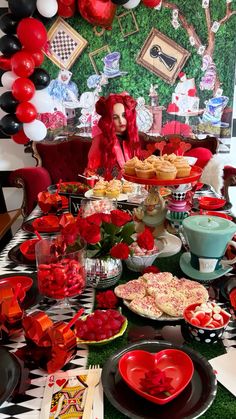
(180, 252, 233, 282)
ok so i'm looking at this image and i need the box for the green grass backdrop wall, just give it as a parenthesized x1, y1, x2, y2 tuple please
(42, 0, 236, 111)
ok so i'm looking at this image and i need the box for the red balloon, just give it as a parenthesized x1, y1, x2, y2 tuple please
(60, 0, 74, 5)
(30, 49, 44, 67)
(0, 55, 11, 70)
(16, 101, 37, 123)
(12, 130, 29, 144)
(12, 78, 35, 102)
(11, 51, 35, 78)
(58, 2, 75, 17)
(17, 18, 47, 51)
(78, 0, 116, 29)
(142, 0, 161, 6)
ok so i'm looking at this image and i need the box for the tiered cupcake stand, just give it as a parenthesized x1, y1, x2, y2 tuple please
(123, 166, 203, 231)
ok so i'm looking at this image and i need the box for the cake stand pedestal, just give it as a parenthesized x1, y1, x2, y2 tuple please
(168, 110, 204, 125)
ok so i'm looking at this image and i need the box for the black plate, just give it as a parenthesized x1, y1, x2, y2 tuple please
(0, 348, 21, 406)
(102, 340, 217, 419)
(0, 273, 41, 310)
(8, 244, 36, 268)
(47, 183, 87, 197)
(21, 217, 60, 234)
(220, 276, 236, 300)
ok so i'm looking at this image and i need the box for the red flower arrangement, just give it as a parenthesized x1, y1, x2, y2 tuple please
(56, 209, 157, 261)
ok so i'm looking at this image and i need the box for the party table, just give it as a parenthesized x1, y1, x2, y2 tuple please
(0, 201, 235, 419)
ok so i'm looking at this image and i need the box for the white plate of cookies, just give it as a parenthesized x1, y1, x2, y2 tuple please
(85, 189, 128, 201)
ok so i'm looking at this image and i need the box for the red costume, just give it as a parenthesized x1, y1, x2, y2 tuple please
(86, 93, 141, 178)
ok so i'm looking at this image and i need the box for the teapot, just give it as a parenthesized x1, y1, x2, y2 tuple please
(182, 215, 236, 273)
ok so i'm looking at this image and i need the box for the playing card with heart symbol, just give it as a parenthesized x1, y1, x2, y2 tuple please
(40, 368, 103, 419)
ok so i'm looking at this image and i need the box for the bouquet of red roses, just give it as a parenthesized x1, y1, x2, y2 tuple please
(59, 209, 136, 260)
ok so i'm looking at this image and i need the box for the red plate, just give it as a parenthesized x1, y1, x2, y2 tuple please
(119, 349, 194, 405)
(199, 210, 232, 220)
(198, 196, 226, 210)
(32, 215, 60, 233)
(123, 166, 202, 186)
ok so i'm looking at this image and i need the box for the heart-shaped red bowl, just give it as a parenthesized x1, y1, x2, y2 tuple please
(118, 349, 194, 405)
(198, 197, 226, 210)
(20, 238, 40, 261)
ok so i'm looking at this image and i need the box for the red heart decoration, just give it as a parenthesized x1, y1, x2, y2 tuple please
(78, 0, 116, 29)
(119, 349, 194, 405)
(48, 382, 54, 387)
(56, 378, 67, 387)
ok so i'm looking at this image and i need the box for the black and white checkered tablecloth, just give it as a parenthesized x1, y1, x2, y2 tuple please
(0, 207, 95, 419)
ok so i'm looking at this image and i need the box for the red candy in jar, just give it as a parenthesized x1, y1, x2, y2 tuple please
(37, 258, 85, 299)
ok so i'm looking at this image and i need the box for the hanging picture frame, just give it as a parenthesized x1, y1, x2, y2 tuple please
(45, 18, 88, 70)
(136, 28, 190, 85)
(116, 11, 139, 38)
(89, 45, 111, 75)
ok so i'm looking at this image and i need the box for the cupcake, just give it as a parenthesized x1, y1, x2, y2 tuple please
(109, 179, 122, 192)
(123, 157, 140, 176)
(174, 157, 191, 178)
(122, 181, 134, 194)
(156, 162, 177, 180)
(105, 187, 120, 199)
(163, 153, 177, 163)
(135, 161, 155, 179)
(145, 155, 162, 165)
(93, 180, 108, 197)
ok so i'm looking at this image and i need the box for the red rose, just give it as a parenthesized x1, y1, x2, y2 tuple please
(85, 213, 103, 226)
(142, 266, 160, 274)
(96, 290, 118, 309)
(110, 209, 132, 227)
(137, 228, 154, 251)
(110, 243, 130, 259)
(81, 224, 101, 244)
(101, 213, 111, 223)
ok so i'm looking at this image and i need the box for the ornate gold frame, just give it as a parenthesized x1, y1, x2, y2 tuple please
(116, 11, 139, 38)
(136, 28, 190, 85)
(45, 17, 88, 70)
(88, 45, 111, 74)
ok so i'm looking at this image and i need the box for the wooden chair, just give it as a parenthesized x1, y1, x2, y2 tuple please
(0, 170, 22, 250)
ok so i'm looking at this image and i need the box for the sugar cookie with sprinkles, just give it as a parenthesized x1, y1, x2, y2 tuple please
(155, 293, 188, 317)
(114, 279, 146, 300)
(129, 295, 163, 318)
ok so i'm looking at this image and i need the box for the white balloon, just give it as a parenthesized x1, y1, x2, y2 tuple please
(36, 0, 58, 18)
(1, 71, 18, 89)
(23, 120, 47, 142)
(30, 88, 54, 113)
(123, 0, 141, 9)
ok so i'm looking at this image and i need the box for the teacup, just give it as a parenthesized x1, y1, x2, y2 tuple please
(182, 215, 236, 273)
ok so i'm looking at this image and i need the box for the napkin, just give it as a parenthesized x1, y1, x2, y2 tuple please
(209, 351, 236, 397)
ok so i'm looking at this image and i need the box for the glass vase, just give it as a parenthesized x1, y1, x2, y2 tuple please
(85, 257, 122, 289)
(35, 238, 86, 308)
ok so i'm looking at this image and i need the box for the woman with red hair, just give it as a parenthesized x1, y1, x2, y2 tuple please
(85, 93, 142, 179)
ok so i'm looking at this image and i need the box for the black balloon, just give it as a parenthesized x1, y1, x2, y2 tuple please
(8, 0, 37, 19)
(0, 13, 18, 34)
(111, 0, 129, 4)
(29, 68, 50, 90)
(0, 92, 19, 113)
(0, 114, 22, 135)
(0, 35, 21, 57)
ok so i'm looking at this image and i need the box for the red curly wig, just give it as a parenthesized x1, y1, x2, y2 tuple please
(95, 93, 141, 171)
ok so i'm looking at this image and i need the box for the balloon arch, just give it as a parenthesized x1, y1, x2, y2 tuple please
(0, 0, 161, 145)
